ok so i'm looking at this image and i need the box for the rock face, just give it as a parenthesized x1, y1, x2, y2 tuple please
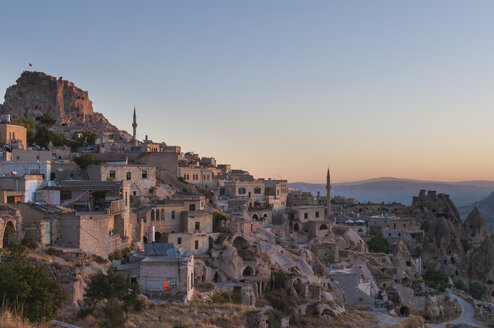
(1, 71, 120, 133)
(463, 207, 487, 245)
(422, 216, 466, 277)
(469, 237, 494, 284)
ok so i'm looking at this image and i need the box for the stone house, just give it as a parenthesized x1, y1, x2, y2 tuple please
(87, 163, 156, 196)
(17, 202, 129, 258)
(117, 243, 195, 302)
(0, 122, 27, 150)
(0, 174, 43, 203)
(263, 179, 288, 209)
(178, 166, 218, 189)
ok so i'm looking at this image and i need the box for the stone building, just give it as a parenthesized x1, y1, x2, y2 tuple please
(117, 243, 195, 302)
(178, 166, 218, 189)
(0, 122, 27, 149)
(87, 163, 157, 196)
(134, 195, 215, 254)
(263, 179, 288, 209)
(0, 205, 23, 248)
(17, 199, 130, 258)
(0, 174, 43, 203)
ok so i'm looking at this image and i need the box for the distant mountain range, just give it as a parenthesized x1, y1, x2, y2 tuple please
(289, 177, 494, 210)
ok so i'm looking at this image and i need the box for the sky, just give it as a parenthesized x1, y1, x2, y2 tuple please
(1, 1, 494, 183)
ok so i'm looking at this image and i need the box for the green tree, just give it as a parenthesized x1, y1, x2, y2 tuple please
(469, 280, 490, 300)
(37, 113, 56, 127)
(420, 220, 430, 232)
(13, 116, 36, 146)
(0, 243, 64, 323)
(367, 234, 390, 253)
(73, 153, 104, 170)
(453, 277, 467, 292)
(212, 212, 226, 233)
(51, 133, 68, 147)
(81, 267, 143, 326)
(70, 132, 97, 151)
(33, 125, 53, 148)
(423, 268, 449, 292)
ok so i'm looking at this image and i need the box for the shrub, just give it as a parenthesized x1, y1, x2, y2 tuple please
(469, 280, 490, 301)
(21, 238, 37, 249)
(367, 234, 389, 253)
(94, 256, 108, 264)
(213, 212, 227, 233)
(209, 292, 228, 304)
(420, 220, 430, 232)
(73, 153, 105, 170)
(80, 267, 143, 326)
(0, 243, 65, 323)
(423, 268, 449, 292)
(46, 247, 62, 256)
(460, 239, 470, 252)
(264, 289, 297, 313)
(453, 277, 467, 292)
(274, 270, 288, 289)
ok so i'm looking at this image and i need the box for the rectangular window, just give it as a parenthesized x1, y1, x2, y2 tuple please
(189, 204, 196, 211)
(304, 212, 308, 219)
(195, 222, 200, 230)
(126, 172, 131, 180)
(315, 211, 319, 218)
(109, 170, 116, 179)
(142, 170, 148, 179)
(177, 237, 182, 245)
(195, 240, 199, 249)
(172, 211, 175, 219)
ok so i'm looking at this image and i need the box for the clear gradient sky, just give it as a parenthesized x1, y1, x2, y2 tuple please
(1, 1, 494, 183)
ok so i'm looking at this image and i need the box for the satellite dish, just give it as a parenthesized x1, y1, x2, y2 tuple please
(179, 248, 185, 255)
(56, 168, 64, 172)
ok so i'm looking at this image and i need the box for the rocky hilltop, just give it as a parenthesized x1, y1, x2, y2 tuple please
(0, 71, 126, 136)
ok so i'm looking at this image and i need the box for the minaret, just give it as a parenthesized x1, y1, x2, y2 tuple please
(132, 107, 138, 146)
(326, 168, 331, 219)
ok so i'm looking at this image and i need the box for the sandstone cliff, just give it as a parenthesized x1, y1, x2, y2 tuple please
(1, 71, 126, 136)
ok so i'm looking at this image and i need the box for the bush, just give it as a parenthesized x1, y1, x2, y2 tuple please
(73, 153, 105, 170)
(0, 243, 65, 323)
(81, 267, 143, 326)
(209, 292, 228, 304)
(367, 234, 389, 253)
(21, 238, 37, 249)
(423, 268, 449, 292)
(264, 289, 297, 313)
(274, 270, 288, 289)
(461, 239, 470, 252)
(453, 277, 467, 292)
(469, 280, 490, 301)
(212, 212, 227, 233)
(420, 220, 430, 232)
(46, 247, 63, 256)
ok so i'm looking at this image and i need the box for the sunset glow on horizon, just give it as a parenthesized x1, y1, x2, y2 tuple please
(2, 1, 494, 183)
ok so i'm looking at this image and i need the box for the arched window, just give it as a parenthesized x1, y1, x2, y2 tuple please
(239, 187, 246, 194)
(254, 187, 261, 194)
(156, 209, 160, 220)
(161, 209, 165, 220)
(151, 209, 155, 221)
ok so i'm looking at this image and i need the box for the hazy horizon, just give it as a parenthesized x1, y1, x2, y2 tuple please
(2, 1, 494, 183)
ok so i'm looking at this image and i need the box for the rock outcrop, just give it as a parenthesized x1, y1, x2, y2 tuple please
(463, 207, 487, 245)
(469, 237, 494, 284)
(1, 71, 124, 135)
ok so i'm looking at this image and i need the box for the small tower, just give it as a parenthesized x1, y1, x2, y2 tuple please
(132, 107, 138, 146)
(326, 168, 331, 219)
